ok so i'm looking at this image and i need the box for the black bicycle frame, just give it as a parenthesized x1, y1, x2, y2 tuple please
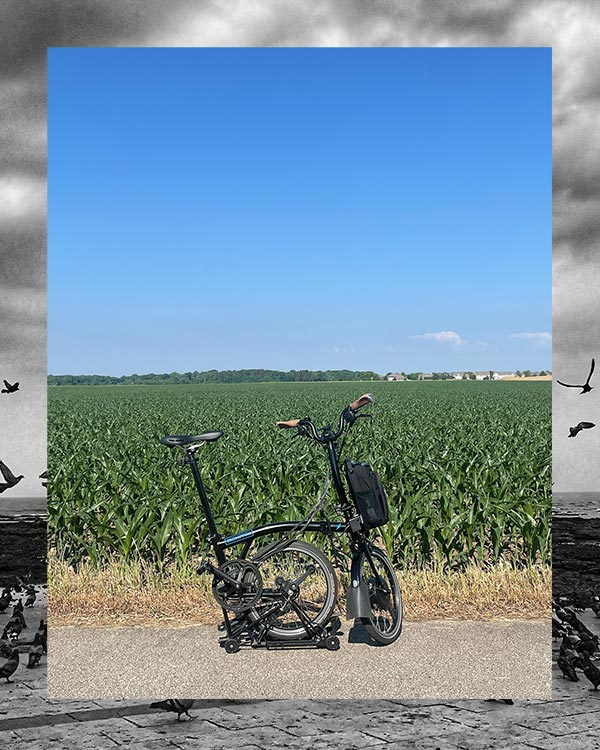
(187, 450, 348, 565)
(186, 421, 377, 621)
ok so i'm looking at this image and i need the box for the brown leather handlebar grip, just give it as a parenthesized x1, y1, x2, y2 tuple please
(276, 419, 300, 429)
(349, 393, 374, 411)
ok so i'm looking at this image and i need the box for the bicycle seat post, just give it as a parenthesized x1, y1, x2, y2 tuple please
(185, 446, 225, 564)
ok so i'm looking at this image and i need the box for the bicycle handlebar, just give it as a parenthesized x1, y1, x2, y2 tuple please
(349, 393, 374, 411)
(276, 394, 374, 442)
(276, 419, 300, 429)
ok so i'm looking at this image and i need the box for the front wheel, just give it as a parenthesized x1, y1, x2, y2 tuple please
(360, 545, 402, 645)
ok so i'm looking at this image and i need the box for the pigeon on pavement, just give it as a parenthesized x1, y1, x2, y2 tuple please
(557, 654, 579, 681)
(150, 699, 195, 721)
(27, 643, 43, 669)
(580, 654, 600, 690)
(0, 648, 19, 682)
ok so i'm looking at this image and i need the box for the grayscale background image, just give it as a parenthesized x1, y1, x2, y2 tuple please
(0, 0, 598, 746)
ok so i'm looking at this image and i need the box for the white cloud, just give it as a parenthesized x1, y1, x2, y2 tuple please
(320, 344, 355, 354)
(510, 332, 552, 348)
(0, 173, 45, 225)
(411, 331, 467, 349)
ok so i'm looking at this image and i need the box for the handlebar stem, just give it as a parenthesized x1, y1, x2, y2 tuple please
(326, 438, 348, 505)
(300, 406, 352, 444)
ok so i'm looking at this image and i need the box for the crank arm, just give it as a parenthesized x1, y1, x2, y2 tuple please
(211, 568, 244, 589)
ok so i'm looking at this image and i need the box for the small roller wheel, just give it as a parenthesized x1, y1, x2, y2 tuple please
(325, 635, 340, 651)
(224, 638, 240, 654)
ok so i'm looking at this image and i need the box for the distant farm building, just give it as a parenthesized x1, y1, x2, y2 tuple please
(473, 371, 516, 380)
(386, 370, 518, 382)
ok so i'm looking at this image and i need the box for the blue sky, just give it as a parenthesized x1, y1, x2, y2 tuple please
(48, 48, 551, 376)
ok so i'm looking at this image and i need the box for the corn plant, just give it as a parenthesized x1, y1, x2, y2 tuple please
(48, 380, 551, 572)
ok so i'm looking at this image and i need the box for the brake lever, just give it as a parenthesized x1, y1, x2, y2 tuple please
(358, 413, 373, 419)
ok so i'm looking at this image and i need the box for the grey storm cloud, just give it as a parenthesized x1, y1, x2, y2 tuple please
(1, 0, 597, 332)
(3, 0, 597, 264)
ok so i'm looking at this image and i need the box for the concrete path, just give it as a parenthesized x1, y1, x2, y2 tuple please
(48, 619, 551, 700)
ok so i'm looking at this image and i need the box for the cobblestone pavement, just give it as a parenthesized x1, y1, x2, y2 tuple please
(2, 688, 600, 749)
(2, 634, 598, 748)
(2, 602, 595, 747)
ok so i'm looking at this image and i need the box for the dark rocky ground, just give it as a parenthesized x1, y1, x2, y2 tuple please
(553, 515, 600, 597)
(0, 517, 47, 587)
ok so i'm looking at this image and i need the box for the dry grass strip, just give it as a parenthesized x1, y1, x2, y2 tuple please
(49, 554, 550, 627)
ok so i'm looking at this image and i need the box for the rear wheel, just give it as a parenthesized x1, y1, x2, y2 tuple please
(250, 540, 338, 640)
(360, 545, 402, 645)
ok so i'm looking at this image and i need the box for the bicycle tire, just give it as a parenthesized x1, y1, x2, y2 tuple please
(359, 545, 402, 645)
(250, 540, 338, 641)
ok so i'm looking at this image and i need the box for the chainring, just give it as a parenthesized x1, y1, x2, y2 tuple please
(212, 559, 263, 613)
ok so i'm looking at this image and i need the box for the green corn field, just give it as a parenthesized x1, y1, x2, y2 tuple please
(47, 380, 551, 572)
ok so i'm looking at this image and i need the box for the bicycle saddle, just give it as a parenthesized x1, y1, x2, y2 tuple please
(160, 431, 223, 447)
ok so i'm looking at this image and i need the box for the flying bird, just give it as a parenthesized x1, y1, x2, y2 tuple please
(16, 571, 32, 586)
(568, 422, 596, 438)
(557, 358, 595, 394)
(0, 461, 25, 493)
(1, 380, 19, 394)
(150, 699, 195, 721)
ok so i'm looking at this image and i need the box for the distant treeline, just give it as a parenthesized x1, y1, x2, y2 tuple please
(48, 369, 383, 386)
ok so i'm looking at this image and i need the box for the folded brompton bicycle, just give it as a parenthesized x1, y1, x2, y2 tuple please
(161, 394, 402, 652)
